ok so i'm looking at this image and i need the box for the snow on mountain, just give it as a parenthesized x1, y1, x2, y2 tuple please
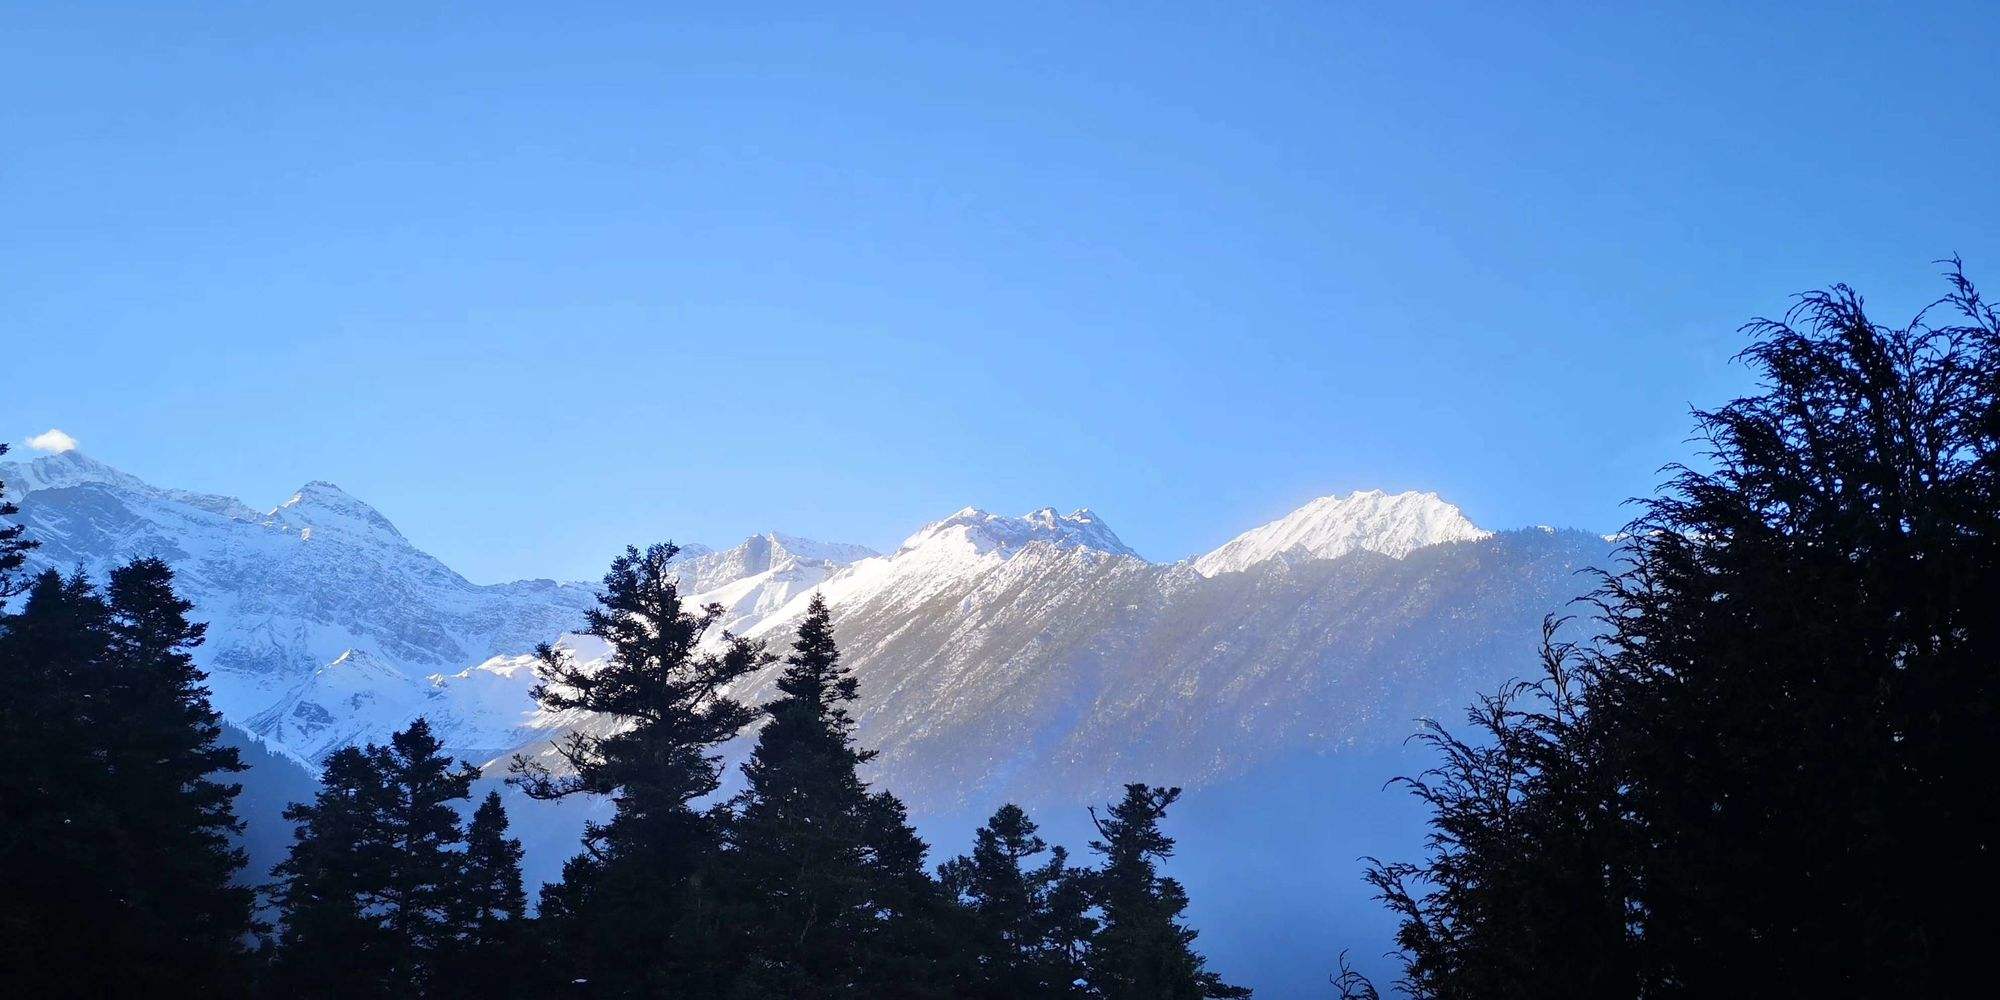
(245, 649, 432, 763)
(1, 451, 1603, 817)
(1192, 489, 1491, 577)
(672, 533, 877, 633)
(0, 452, 865, 766)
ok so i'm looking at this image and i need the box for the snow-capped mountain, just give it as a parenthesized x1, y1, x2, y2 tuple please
(0, 451, 867, 766)
(2, 451, 1609, 816)
(1192, 489, 1491, 577)
(2, 450, 1615, 996)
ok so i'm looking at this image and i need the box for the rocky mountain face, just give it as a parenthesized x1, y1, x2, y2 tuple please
(3, 450, 1616, 997)
(2, 451, 1611, 802)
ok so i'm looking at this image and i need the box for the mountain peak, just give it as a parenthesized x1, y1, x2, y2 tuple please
(274, 480, 405, 540)
(0, 449, 151, 498)
(1193, 489, 1489, 577)
(902, 505, 1137, 560)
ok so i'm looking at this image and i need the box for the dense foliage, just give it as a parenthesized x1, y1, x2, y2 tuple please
(1360, 263, 2000, 997)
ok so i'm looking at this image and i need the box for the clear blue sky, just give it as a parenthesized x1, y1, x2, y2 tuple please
(6, 2, 1995, 583)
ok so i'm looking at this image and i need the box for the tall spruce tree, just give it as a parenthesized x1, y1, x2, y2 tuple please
(436, 791, 530, 1000)
(0, 444, 35, 596)
(721, 593, 880, 997)
(940, 803, 1094, 998)
(270, 745, 398, 998)
(1084, 785, 1249, 1000)
(99, 558, 256, 988)
(0, 560, 253, 996)
(0, 570, 119, 995)
(270, 718, 477, 997)
(721, 593, 963, 998)
(509, 542, 769, 995)
(377, 718, 480, 993)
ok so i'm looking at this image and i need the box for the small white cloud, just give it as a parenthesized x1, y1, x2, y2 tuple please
(25, 428, 78, 453)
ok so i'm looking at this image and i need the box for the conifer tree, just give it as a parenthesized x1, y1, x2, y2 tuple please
(436, 791, 530, 1000)
(0, 570, 118, 995)
(270, 745, 397, 998)
(0, 561, 254, 996)
(98, 558, 256, 989)
(0, 444, 36, 596)
(271, 718, 477, 997)
(941, 803, 1094, 998)
(721, 593, 880, 996)
(1084, 785, 1249, 1000)
(509, 542, 769, 994)
(377, 718, 480, 993)
(1360, 262, 2000, 996)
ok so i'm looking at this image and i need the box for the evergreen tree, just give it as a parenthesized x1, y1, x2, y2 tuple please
(721, 593, 880, 997)
(1084, 785, 1249, 1000)
(1363, 623, 1630, 1000)
(940, 803, 1094, 998)
(0, 560, 254, 996)
(0, 444, 36, 596)
(508, 542, 769, 995)
(377, 718, 480, 993)
(1361, 262, 2000, 996)
(270, 719, 477, 997)
(0, 570, 119, 995)
(98, 558, 256, 989)
(269, 746, 397, 998)
(437, 791, 530, 1000)
(720, 593, 963, 998)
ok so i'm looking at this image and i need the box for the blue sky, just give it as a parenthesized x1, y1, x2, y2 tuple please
(6, 2, 1996, 583)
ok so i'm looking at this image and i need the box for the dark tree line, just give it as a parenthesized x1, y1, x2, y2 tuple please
(501, 547, 1249, 998)
(0, 461, 1245, 998)
(1349, 262, 2000, 998)
(0, 507, 256, 994)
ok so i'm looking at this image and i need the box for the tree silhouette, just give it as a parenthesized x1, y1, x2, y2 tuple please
(509, 542, 769, 994)
(1085, 785, 1250, 1000)
(1362, 260, 2000, 996)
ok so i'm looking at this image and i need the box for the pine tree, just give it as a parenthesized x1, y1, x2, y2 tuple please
(0, 561, 254, 996)
(98, 558, 256, 990)
(941, 803, 1094, 998)
(0, 570, 119, 995)
(270, 719, 477, 997)
(508, 542, 769, 994)
(436, 791, 530, 1000)
(377, 718, 479, 993)
(721, 593, 880, 997)
(0, 444, 36, 596)
(270, 746, 398, 998)
(1084, 785, 1249, 1000)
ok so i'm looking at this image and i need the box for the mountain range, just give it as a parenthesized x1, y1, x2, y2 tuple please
(1, 448, 1615, 996)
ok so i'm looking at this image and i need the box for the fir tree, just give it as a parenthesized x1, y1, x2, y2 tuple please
(721, 593, 880, 997)
(940, 803, 1094, 998)
(99, 558, 256, 989)
(0, 561, 254, 996)
(436, 791, 530, 1000)
(509, 542, 769, 994)
(1084, 785, 1249, 1000)
(270, 719, 477, 997)
(720, 593, 964, 998)
(270, 746, 397, 998)
(0, 571, 118, 995)
(377, 718, 480, 993)
(0, 444, 36, 596)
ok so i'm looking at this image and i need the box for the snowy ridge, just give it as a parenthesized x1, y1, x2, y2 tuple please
(0, 451, 1598, 810)
(1192, 489, 1490, 577)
